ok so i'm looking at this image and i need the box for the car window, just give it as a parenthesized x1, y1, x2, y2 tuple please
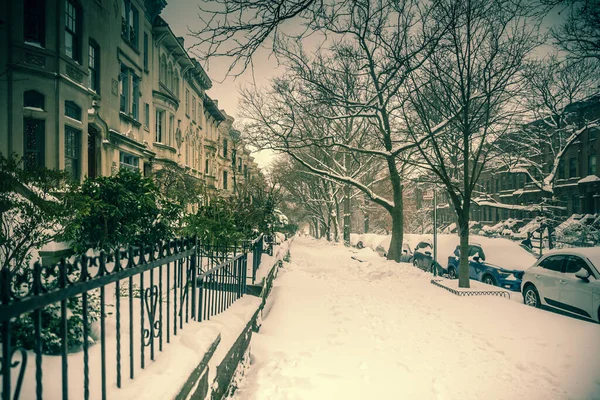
(565, 256, 591, 275)
(468, 246, 485, 260)
(538, 255, 566, 272)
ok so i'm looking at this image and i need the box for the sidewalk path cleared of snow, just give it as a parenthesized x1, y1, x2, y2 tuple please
(231, 237, 600, 400)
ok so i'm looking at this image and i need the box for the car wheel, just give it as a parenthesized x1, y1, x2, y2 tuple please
(482, 274, 497, 286)
(523, 285, 541, 308)
(447, 267, 457, 279)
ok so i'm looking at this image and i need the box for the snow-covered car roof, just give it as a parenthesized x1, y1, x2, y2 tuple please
(539, 247, 600, 270)
(414, 234, 537, 271)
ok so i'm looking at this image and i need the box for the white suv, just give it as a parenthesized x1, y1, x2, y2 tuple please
(521, 248, 600, 323)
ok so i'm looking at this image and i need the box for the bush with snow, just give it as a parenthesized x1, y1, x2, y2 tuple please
(10, 266, 100, 355)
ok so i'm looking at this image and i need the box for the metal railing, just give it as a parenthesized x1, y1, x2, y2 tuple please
(0, 235, 266, 400)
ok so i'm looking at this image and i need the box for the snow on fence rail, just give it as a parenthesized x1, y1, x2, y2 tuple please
(0, 234, 265, 400)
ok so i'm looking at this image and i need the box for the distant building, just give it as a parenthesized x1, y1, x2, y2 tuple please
(0, 0, 257, 194)
(415, 96, 600, 231)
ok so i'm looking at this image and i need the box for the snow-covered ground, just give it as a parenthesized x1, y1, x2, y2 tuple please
(231, 237, 600, 400)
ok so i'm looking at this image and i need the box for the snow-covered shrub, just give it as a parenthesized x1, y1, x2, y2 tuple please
(10, 267, 100, 355)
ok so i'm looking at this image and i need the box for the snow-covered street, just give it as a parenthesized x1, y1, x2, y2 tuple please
(231, 237, 600, 400)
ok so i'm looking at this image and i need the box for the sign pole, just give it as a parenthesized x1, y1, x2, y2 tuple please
(433, 186, 438, 277)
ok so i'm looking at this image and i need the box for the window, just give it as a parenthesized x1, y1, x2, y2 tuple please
(23, 118, 45, 169)
(569, 158, 577, 178)
(121, 0, 138, 47)
(223, 170, 228, 190)
(167, 62, 173, 91)
(244, 165, 248, 178)
(88, 41, 100, 93)
(143, 33, 149, 70)
(24, 0, 45, 46)
(539, 255, 565, 272)
(144, 103, 150, 127)
(132, 75, 139, 119)
(197, 102, 202, 127)
(222, 139, 228, 158)
(24, 90, 45, 110)
(590, 128, 598, 142)
(119, 65, 128, 113)
(185, 89, 190, 116)
(192, 97, 196, 121)
(558, 160, 565, 179)
(160, 55, 167, 84)
(65, 101, 81, 121)
(238, 157, 242, 173)
(174, 71, 180, 97)
(65, 0, 80, 61)
(168, 114, 174, 145)
(205, 158, 209, 174)
(155, 109, 165, 143)
(588, 154, 597, 175)
(564, 256, 589, 274)
(64, 126, 80, 181)
(572, 194, 580, 214)
(119, 151, 139, 171)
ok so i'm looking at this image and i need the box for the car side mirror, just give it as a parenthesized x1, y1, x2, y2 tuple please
(424, 251, 432, 257)
(403, 249, 408, 254)
(575, 269, 590, 281)
(473, 256, 480, 263)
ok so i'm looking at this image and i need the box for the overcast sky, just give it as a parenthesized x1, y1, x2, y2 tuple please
(162, 1, 566, 170)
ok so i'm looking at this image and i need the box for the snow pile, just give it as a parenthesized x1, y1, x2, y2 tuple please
(231, 237, 600, 400)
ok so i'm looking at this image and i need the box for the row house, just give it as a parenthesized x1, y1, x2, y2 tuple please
(414, 96, 599, 229)
(0, 0, 257, 195)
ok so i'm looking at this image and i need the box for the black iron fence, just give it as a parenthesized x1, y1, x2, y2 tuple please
(0, 234, 266, 400)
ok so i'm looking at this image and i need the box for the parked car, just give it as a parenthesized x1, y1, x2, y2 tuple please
(399, 243, 413, 263)
(446, 243, 524, 291)
(521, 248, 600, 323)
(412, 240, 446, 275)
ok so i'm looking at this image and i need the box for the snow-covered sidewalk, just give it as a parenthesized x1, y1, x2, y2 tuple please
(232, 237, 600, 400)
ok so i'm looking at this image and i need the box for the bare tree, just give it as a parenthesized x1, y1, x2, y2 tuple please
(232, 0, 453, 261)
(404, 0, 540, 287)
(495, 57, 599, 195)
(543, 0, 600, 61)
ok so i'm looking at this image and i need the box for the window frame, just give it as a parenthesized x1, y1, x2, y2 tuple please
(88, 40, 100, 93)
(24, 90, 45, 110)
(65, 100, 82, 121)
(143, 32, 149, 70)
(155, 108, 165, 143)
(569, 158, 577, 178)
(64, 125, 80, 181)
(64, 0, 80, 62)
(23, 117, 45, 169)
(588, 154, 597, 176)
(119, 151, 140, 171)
(223, 170, 228, 190)
(131, 75, 139, 119)
(121, 0, 139, 48)
(24, 0, 46, 46)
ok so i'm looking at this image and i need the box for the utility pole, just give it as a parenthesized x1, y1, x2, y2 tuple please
(433, 186, 438, 277)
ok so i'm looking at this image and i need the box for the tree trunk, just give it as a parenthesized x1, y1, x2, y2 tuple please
(387, 205, 404, 262)
(343, 185, 351, 244)
(457, 213, 470, 289)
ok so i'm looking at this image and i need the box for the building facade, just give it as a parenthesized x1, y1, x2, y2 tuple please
(414, 96, 600, 232)
(0, 0, 257, 194)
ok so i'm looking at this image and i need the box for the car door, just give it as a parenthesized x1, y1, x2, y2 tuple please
(533, 255, 567, 307)
(558, 256, 596, 319)
(468, 245, 485, 279)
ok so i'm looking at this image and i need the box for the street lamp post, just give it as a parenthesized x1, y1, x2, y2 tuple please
(433, 186, 438, 277)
